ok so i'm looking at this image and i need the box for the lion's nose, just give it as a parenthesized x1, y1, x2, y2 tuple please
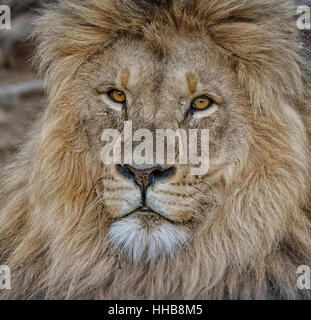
(117, 164, 175, 202)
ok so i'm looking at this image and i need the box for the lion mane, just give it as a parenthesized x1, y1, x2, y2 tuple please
(1, 0, 311, 299)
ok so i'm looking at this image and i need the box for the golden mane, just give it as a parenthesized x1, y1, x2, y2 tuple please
(0, 0, 311, 299)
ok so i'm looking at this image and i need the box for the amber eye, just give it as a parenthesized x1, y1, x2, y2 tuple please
(108, 89, 126, 104)
(191, 96, 212, 111)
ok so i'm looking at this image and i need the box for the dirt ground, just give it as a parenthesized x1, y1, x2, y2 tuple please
(0, 69, 46, 169)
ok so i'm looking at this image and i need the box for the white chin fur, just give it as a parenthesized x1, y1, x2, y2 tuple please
(107, 216, 189, 264)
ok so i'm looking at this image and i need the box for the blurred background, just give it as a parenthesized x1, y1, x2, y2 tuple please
(0, 0, 55, 168)
(0, 0, 310, 169)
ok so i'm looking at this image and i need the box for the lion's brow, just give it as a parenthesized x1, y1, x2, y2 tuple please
(120, 68, 130, 90)
(186, 72, 198, 95)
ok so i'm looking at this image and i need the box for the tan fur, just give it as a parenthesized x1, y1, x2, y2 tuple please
(1, 0, 311, 299)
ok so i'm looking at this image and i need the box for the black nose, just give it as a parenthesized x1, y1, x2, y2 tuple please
(117, 165, 175, 202)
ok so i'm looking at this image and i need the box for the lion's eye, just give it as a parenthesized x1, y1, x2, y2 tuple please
(108, 89, 126, 104)
(191, 96, 212, 111)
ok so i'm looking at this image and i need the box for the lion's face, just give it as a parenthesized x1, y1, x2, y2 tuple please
(67, 36, 249, 263)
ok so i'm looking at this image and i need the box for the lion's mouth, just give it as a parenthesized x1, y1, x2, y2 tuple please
(120, 206, 176, 224)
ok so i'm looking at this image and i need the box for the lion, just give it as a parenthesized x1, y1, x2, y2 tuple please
(1, 0, 311, 300)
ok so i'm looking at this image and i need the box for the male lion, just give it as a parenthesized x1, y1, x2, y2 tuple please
(1, 0, 311, 300)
